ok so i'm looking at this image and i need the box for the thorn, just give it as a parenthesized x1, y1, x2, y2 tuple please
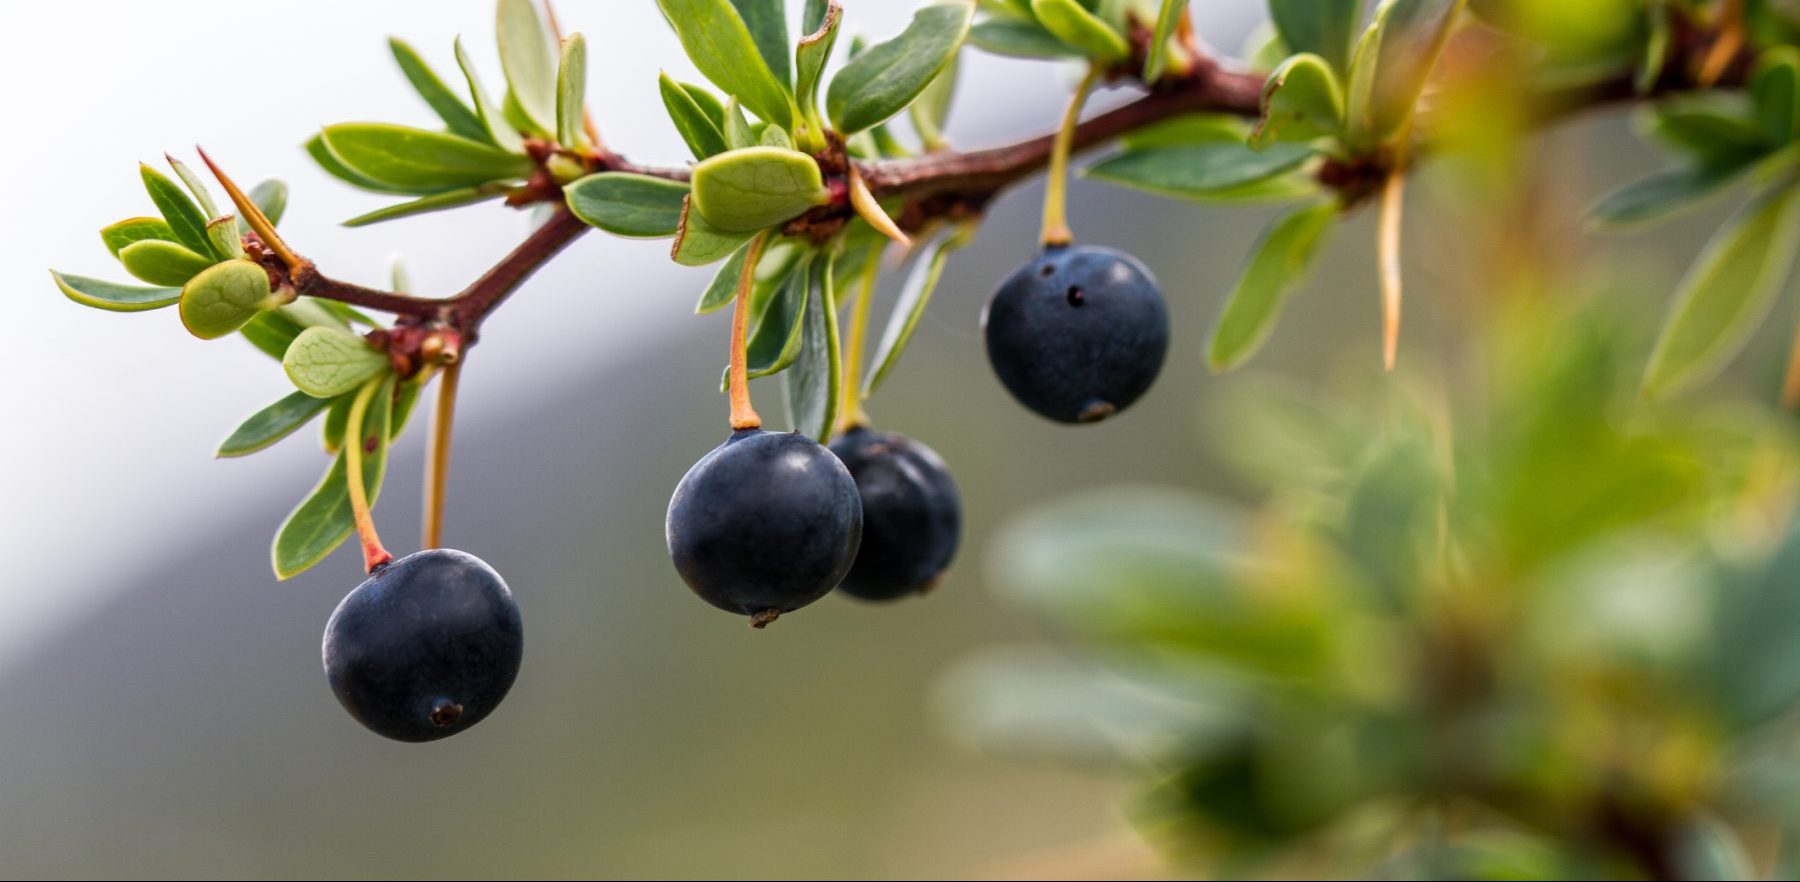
(195, 146, 302, 272)
(848, 164, 911, 248)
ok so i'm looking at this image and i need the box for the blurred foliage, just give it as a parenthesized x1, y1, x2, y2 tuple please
(955, 295, 1800, 879)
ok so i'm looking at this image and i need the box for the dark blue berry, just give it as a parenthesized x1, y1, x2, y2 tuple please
(982, 244, 1169, 423)
(666, 429, 863, 626)
(829, 427, 961, 601)
(322, 548, 523, 742)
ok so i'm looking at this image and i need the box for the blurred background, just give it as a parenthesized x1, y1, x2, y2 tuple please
(0, 1, 1782, 878)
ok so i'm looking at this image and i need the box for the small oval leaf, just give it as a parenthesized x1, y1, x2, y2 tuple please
(119, 239, 215, 286)
(217, 390, 335, 458)
(180, 259, 278, 339)
(690, 146, 830, 232)
(566, 172, 691, 238)
(51, 271, 180, 312)
(283, 326, 392, 398)
(100, 217, 177, 259)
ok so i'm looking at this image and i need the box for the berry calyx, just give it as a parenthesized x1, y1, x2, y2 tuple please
(829, 427, 961, 601)
(982, 244, 1169, 424)
(666, 429, 863, 626)
(322, 548, 524, 742)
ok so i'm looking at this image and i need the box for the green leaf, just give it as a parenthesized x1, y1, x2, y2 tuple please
(1123, 113, 1257, 149)
(655, 0, 794, 132)
(389, 37, 491, 143)
(249, 179, 288, 227)
(284, 325, 391, 398)
(455, 36, 527, 153)
(179, 259, 280, 339)
(556, 33, 591, 150)
(319, 124, 534, 192)
(565, 172, 691, 238)
(1084, 143, 1315, 198)
(723, 99, 758, 150)
(743, 251, 813, 379)
(497, 0, 558, 137)
(784, 255, 842, 441)
(272, 375, 394, 580)
(1143, 0, 1187, 82)
(1753, 47, 1800, 145)
(306, 134, 420, 195)
(341, 184, 510, 227)
(910, 49, 959, 151)
(1027, 0, 1127, 61)
(165, 156, 219, 220)
(1648, 94, 1774, 165)
(730, 0, 791, 89)
(207, 216, 244, 260)
(119, 239, 215, 286)
(1714, 521, 1800, 727)
(1345, 0, 1465, 145)
(759, 124, 793, 149)
(672, 195, 757, 266)
(141, 164, 218, 259)
(1585, 162, 1753, 229)
(1252, 53, 1345, 149)
(1270, 0, 1363, 73)
(390, 378, 424, 440)
(865, 226, 972, 395)
(217, 391, 334, 458)
(827, 2, 975, 135)
(968, 19, 1082, 58)
(691, 146, 830, 232)
(321, 393, 353, 454)
(100, 217, 176, 258)
(1644, 185, 1800, 398)
(1208, 202, 1337, 371)
(51, 271, 180, 312)
(698, 243, 753, 315)
(660, 71, 731, 160)
(795, 0, 843, 130)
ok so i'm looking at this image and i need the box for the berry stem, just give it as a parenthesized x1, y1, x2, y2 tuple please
(422, 358, 463, 549)
(836, 242, 883, 434)
(1379, 168, 1406, 372)
(1700, 0, 1746, 87)
(1040, 65, 1102, 248)
(729, 232, 771, 431)
(344, 376, 394, 573)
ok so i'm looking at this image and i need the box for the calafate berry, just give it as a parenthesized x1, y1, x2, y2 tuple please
(829, 427, 961, 601)
(982, 244, 1169, 424)
(322, 548, 524, 742)
(666, 429, 863, 626)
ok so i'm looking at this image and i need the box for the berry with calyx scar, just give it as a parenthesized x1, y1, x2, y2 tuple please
(982, 244, 1169, 424)
(322, 548, 523, 743)
(666, 429, 863, 627)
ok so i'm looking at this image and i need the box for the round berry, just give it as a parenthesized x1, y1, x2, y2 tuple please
(322, 548, 523, 743)
(829, 427, 961, 601)
(982, 244, 1169, 423)
(666, 429, 863, 626)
